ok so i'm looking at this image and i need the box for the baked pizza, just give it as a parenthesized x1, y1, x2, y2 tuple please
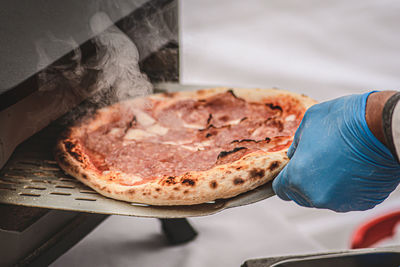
(55, 88, 316, 205)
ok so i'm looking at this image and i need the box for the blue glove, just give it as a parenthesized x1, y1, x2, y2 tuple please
(272, 92, 400, 212)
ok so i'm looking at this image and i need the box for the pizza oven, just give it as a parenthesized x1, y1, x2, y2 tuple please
(0, 1, 191, 266)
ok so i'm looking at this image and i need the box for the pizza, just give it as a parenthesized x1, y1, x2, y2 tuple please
(55, 88, 316, 205)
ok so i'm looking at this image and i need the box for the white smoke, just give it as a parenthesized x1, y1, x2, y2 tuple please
(88, 12, 153, 102)
(36, 34, 85, 94)
(34, 11, 154, 124)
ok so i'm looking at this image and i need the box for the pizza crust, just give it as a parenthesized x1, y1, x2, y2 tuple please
(56, 141, 287, 205)
(55, 88, 316, 205)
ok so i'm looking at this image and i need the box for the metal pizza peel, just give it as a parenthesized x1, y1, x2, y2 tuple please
(0, 83, 277, 218)
(0, 152, 276, 218)
(0, 119, 276, 218)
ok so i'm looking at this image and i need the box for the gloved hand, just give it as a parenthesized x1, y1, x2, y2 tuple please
(272, 92, 400, 212)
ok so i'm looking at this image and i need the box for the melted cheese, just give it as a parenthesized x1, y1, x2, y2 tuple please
(181, 140, 213, 151)
(134, 109, 156, 126)
(124, 129, 155, 140)
(285, 115, 296, 121)
(161, 140, 192, 146)
(109, 128, 123, 135)
(147, 124, 169, 135)
(250, 128, 263, 138)
(182, 122, 205, 129)
(181, 145, 199, 151)
(226, 118, 242, 125)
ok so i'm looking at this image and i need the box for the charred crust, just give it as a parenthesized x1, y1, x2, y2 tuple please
(268, 161, 280, 171)
(155, 188, 161, 192)
(226, 89, 239, 99)
(173, 187, 180, 191)
(249, 168, 265, 179)
(128, 189, 135, 194)
(182, 178, 196, 186)
(164, 176, 177, 185)
(205, 133, 212, 138)
(82, 173, 88, 179)
(125, 116, 136, 133)
(210, 180, 218, 189)
(231, 139, 256, 144)
(236, 166, 243, 170)
(199, 124, 230, 132)
(56, 154, 69, 167)
(231, 137, 271, 144)
(64, 140, 75, 151)
(64, 140, 83, 163)
(227, 89, 245, 101)
(199, 125, 212, 132)
(199, 124, 216, 131)
(217, 147, 247, 159)
(265, 103, 283, 112)
(183, 190, 189, 194)
(207, 113, 213, 124)
(227, 89, 236, 97)
(233, 177, 245, 185)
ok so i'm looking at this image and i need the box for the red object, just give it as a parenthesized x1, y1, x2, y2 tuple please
(351, 210, 400, 249)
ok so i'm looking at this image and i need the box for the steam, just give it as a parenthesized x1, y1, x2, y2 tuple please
(88, 12, 153, 103)
(36, 33, 84, 92)
(123, 2, 178, 60)
(35, 12, 153, 125)
(33, 34, 92, 126)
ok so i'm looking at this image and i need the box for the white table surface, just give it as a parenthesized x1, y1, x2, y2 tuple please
(53, 1, 400, 266)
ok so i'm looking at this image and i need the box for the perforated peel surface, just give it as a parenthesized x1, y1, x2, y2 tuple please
(0, 121, 274, 218)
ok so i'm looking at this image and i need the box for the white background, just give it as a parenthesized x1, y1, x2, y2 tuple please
(53, 1, 400, 266)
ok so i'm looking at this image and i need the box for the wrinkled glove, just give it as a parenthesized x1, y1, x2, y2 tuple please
(272, 92, 400, 212)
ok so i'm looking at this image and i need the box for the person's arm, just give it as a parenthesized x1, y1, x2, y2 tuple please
(381, 92, 400, 162)
(272, 91, 400, 212)
(366, 91, 397, 147)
